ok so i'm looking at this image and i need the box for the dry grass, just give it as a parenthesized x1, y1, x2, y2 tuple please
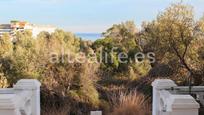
(109, 90, 151, 115)
(41, 107, 69, 115)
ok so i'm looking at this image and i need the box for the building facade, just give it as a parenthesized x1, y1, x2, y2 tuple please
(0, 20, 56, 38)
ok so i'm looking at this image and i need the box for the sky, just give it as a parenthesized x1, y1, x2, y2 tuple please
(0, 0, 204, 33)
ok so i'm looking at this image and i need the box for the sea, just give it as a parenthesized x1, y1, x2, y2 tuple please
(75, 33, 103, 41)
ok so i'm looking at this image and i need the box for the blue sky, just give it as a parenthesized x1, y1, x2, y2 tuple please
(0, 0, 204, 33)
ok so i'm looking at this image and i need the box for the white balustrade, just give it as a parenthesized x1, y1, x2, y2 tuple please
(1, 79, 202, 115)
(0, 79, 41, 115)
(152, 79, 201, 115)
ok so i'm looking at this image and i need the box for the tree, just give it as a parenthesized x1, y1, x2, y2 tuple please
(197, 15, 204, 33)
(93, 22, 150, 78)
(103, 21, 139, 52)
(141, 3, 203, 84)
(0, 34, 12, 57)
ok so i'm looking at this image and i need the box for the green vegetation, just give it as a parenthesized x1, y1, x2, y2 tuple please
(0, 3, 204, 115)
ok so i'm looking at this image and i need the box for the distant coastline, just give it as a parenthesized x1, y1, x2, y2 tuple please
(75, 33, 103, 41)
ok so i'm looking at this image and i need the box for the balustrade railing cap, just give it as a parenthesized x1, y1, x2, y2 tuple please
(152, 79, 177, 89)
(0, 94, 18, 109)
(90, 111, 102, 115)
(168, 95, 200, 110)
(14, 79, 41, 90)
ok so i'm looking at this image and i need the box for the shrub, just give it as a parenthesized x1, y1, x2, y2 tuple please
(41, 56, 100, 114)
(0, 72, 8, 88)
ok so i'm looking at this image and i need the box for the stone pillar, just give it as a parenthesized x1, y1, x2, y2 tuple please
(14, 79, 41, 115)
(151, 79, 177, 115)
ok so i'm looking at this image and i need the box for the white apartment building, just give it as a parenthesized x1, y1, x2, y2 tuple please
(0, 21, 56, 38)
